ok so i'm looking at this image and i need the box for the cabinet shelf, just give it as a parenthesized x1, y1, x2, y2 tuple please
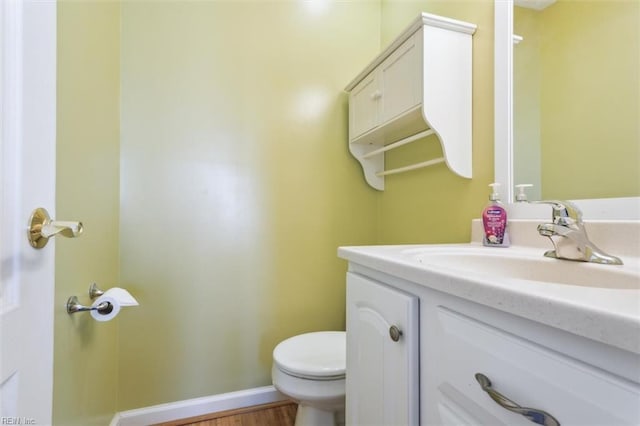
(345, 13, 477, 190)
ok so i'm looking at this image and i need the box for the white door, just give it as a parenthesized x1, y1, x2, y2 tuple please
(346, 272, 419, 426)
(0, 0, 56, 423)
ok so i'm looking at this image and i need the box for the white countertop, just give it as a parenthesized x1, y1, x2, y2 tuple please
(338, 220, 640, 354)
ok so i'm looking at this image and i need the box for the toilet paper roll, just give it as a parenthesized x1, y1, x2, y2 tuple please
(90, 295, 121, 322)
(103, 287, 139, 306)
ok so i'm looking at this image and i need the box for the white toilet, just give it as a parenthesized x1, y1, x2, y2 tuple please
(272, 331, 346, 426)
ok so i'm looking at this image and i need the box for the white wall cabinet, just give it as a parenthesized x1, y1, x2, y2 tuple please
(344, 266, 640, 425)
(345, 13, 477, 190)
(349, 33, 422, 142)
(346, 272, 419, 425)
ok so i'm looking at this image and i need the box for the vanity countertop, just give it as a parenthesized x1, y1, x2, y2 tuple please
(338, 221, 640, 354)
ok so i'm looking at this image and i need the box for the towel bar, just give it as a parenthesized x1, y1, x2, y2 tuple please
(376, 157, 445, 177)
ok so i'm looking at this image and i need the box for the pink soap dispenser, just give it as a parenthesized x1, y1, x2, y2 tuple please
(482, 183, 510, 247)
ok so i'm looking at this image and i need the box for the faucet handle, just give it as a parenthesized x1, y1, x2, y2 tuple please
(531, 200, 583, 227)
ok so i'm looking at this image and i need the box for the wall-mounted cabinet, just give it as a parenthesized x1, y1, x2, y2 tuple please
(345, 13, 477, 190)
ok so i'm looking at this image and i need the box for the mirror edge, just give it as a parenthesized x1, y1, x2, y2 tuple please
(494, 0, 514, 203)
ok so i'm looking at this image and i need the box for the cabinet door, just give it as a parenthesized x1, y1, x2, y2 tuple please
(346, 273, 419, 425)
(378, 32, 422, 125)
(349, 72, 380, 140)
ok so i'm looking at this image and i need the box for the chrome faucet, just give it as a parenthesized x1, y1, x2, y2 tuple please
(534, 200, 623, 265)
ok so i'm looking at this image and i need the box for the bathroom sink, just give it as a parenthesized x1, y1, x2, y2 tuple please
(403, 246, 640, 290)
(338, 219, 640, 355)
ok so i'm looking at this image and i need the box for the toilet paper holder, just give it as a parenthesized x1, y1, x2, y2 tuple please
(66, 295, 113, 315)
(67, 283, 138, 315)
(66, 283, 110, 315)
(89, 282, 104, 299)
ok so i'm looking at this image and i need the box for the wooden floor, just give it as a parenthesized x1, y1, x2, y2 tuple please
(155, 401, 297, 426)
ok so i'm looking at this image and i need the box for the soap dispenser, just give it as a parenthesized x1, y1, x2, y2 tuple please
(515, 184, 533, 202)
(482, 183, 510, 247)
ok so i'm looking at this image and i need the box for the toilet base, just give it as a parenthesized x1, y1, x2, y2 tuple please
(295, 404, 342, 426)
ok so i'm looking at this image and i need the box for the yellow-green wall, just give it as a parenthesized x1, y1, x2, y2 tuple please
(55, 1, 120, 424)
(55, 0, 496, 420)
(117, 0, 380, 409)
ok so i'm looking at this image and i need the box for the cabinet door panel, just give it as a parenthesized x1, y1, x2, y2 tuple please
(379, 33, 422, 125)
(346, 273, 419, 426)
(349, 72, 379, 140)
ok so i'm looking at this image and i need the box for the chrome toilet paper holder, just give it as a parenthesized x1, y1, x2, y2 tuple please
(66, 283, 110, 315)
(66, 296, 113, 315)
(89, 282, 104, 299)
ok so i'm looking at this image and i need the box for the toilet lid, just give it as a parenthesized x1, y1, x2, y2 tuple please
(273, 331, 346, 380)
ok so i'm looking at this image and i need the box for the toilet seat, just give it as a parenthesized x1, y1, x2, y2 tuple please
(273, 331, 346, 380)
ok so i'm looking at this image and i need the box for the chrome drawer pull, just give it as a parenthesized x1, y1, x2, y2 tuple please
(475, 373, 560, 426)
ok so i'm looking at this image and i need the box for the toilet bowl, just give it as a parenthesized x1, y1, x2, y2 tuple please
(272, 331, 346, 426)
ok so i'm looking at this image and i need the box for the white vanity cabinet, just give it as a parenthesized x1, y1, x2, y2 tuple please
(346, 272, 419, 425)
(344, 266, 640, 425)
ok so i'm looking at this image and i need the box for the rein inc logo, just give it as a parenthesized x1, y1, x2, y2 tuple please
(1, 418, 35, 425)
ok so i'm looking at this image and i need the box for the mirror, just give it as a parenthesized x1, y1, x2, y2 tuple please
(494, 0, 639, 204)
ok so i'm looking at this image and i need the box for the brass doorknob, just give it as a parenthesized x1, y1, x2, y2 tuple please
(28, 207, 83, 249)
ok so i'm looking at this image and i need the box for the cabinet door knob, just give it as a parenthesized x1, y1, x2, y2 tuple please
(389, 325, 403, 342)
(475, 373, 560, 426)
(370, 90, 382, 100)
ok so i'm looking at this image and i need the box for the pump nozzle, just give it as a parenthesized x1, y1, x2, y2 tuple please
(515, 184, 533, 202)
(488, 183, 501, 201)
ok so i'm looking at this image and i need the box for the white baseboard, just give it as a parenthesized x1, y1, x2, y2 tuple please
(110, 385, 287, 426)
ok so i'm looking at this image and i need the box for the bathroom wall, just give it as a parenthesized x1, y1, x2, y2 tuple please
(117, 0, 380, 409)
(54, 1, 121, 425)
(377, 0, 496, 244)
(54, 0, 499, 417)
